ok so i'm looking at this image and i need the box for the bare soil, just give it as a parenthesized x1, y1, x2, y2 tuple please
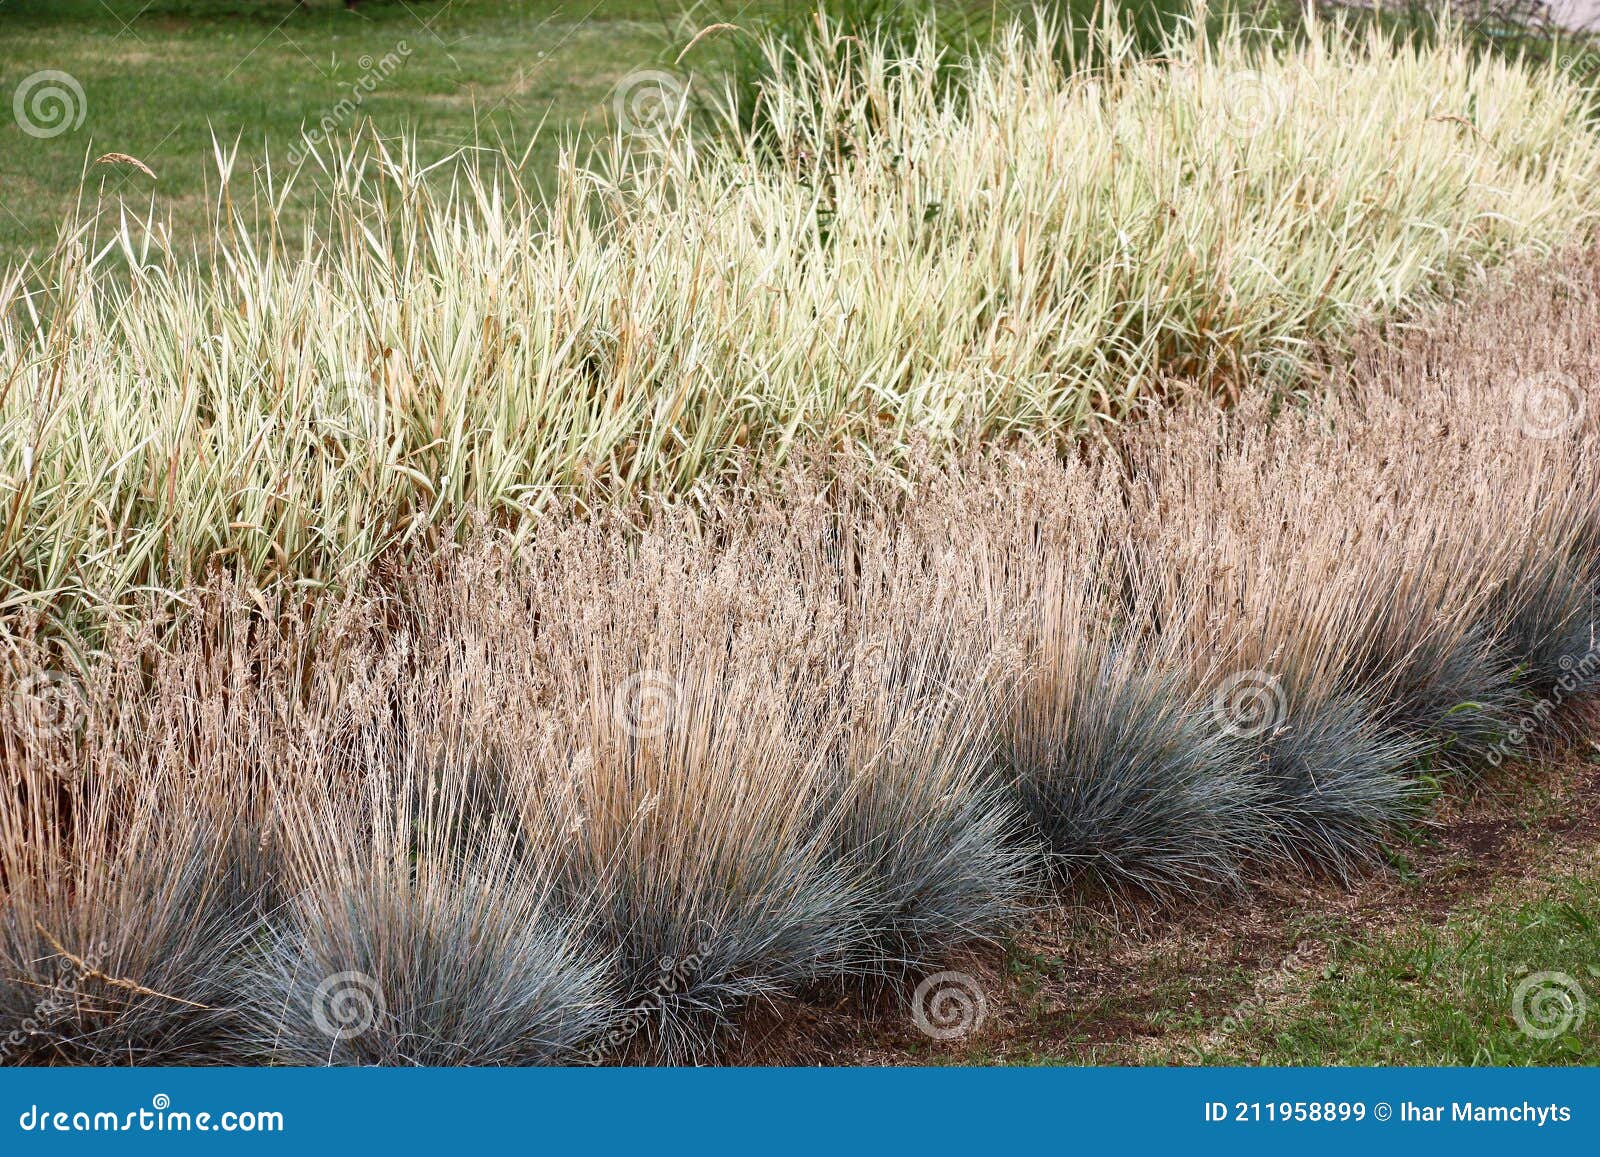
(729, 735, 1600, 1065)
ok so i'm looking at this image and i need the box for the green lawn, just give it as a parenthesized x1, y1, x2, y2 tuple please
(0, 1, 1188, 265)
(0, 0, 785, 262)
(958, 857, 1600, 1067)
(922, 763, 1600, 1067)
(1198, 865, 1600, 1065)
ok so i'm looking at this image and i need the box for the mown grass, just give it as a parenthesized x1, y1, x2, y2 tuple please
(1, 0, 1577, 262)
(969, 863, 1600, 1066)
(2, 0, 1101, 262)
(0, 0, 763, 260)
(4, 3, 1585, 264)
(1202, 864, 1600, 1065)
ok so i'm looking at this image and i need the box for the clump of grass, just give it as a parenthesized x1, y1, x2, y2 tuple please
(1487, 550, 1600, 732)
(550, 656, 866, 1062)
(1324, 240, 1600, 757)
(479, 523, 873, 1061)
(1245, 688, 1428, 870)
(967, 462, 1265, 890)
(461, 494, 1034, 1057)
(240, 744, 616, 1066)
(799, 479, 1038, 969)
(817, 608, 1031, 970)
(1006, 646, 1263, 891)
(0, 831, 249, 1066)
(1118, 244, 1600, 865)
(0, 637, 262, 1064)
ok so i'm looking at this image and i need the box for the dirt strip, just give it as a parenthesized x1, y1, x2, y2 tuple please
(727, 732, 1600, 1065)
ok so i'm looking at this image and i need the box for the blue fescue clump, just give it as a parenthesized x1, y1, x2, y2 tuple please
(1240, 688, 1426, 873)
(1003, 651, 1262, 894)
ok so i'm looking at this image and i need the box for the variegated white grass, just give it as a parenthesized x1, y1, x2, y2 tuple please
(3, 7, 1600, 641)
